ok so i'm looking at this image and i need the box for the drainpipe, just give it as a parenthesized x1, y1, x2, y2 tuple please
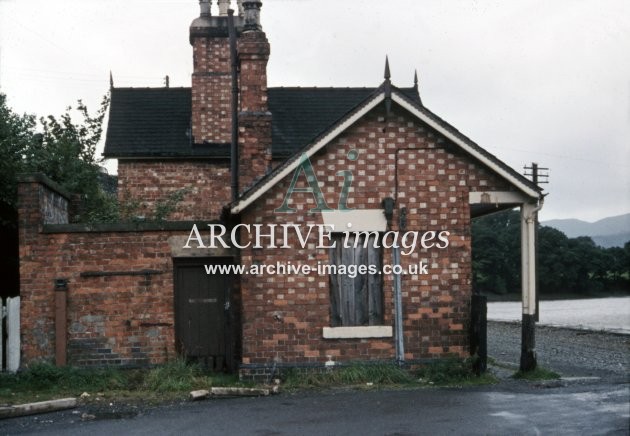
(228, 9, 239, 203)
(383, 198, 405, 364)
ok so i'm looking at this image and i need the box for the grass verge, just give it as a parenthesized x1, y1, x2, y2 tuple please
(512, 367, 560, 381)
(0, 360, 251, 405)
(416, 358, 498, 387)
(283, 360, 498, 390)
(1, 359, 500, 404)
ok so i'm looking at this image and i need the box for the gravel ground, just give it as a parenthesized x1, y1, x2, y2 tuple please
(488, 321, 630, 380)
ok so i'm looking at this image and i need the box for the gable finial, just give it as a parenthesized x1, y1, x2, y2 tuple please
(413, 69, 423, 105)
(383, 56, 392, 117)
(109, 71, 114, 89)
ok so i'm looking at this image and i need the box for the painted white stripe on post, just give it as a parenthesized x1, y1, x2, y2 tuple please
(0, 301, 4, 370)
(7, 296, 20, 373)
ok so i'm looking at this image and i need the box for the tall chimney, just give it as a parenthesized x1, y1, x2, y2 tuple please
(190, 0, 233, 145)
(238, 0, 271, 190)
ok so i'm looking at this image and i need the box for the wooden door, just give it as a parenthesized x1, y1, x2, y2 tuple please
(174, 258, 233, 371)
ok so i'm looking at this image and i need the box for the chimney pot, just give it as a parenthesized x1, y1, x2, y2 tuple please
(218, 0, 230, 16)
(242, 0, 263, 31)
(199, 0, 211, 17)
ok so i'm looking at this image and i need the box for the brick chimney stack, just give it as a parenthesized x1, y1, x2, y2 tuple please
(190, 0, 240, 145)
(190, 1, 271, 193)
(238, 0, 272, 191)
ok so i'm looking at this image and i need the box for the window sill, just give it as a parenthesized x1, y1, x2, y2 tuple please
(322, 326, 393, 339)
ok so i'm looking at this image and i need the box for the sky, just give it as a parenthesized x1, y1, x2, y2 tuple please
(0, 0, 629, 222)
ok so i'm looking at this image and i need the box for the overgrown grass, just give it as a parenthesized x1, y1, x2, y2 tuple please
(512, 367, 560, 381)
(415, 358, 498, 387)
(1, 359, 500, 404)
(283, 364, 414, 389)
(283, 360, 497, 390)
(0, 359, 249, 405)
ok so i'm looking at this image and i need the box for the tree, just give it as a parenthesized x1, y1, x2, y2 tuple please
(0, 92, 112, 298)
(0, 94, 37, 297)
(0, 94, 37, 227)
(472, 209, 520, 294)
(473, 208, 630, 297)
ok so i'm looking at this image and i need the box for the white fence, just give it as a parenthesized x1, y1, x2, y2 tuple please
(1, 296, 20, 372)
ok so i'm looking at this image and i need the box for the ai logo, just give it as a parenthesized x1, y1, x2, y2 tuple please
(274, 150, 359, 213)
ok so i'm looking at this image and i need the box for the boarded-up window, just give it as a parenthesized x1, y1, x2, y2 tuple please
(329, 233, 383, 326)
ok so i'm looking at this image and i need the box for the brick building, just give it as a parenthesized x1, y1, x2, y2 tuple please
(18, 0, 543, 377)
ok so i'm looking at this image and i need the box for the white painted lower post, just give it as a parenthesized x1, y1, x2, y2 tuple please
(1, 300, 4, 370)
(520, 204, 537, 371)
(7, 296, 20, 373)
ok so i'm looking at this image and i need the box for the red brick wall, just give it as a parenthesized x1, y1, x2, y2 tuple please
(117, 160, 230, 221)
(18, 179, 192, 366)
(238, 105, 512, 370)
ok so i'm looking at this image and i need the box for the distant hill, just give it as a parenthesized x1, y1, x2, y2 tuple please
(543, 213, 630, 248)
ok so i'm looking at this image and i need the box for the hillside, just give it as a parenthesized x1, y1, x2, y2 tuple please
(543, 213, 630, 248)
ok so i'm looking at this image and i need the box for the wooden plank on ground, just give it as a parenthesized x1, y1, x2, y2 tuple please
(0, 398, 77, 419)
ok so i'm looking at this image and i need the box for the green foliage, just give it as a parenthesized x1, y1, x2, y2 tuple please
(0, 92, 191, 226)
(414, 358, 495, 386)
(0, 94, 37, 227)
(143, 359, 201, 392)
(284, 364, 415, 389)
(512, 367, 560, 381)
(152, 188, 191, 222)
(0, 92, 111, 226)
(0, 361, 248, 404)
(0, 362, 126, 394)
(472, 210, 521, 294)
(472, 209, 630, 296)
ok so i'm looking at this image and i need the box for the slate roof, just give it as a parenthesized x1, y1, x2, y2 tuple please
(268, 87, 421, 157)
(103, 86, 421, 159)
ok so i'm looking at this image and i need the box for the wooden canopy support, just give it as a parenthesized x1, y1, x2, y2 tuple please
(470, 190, 543, 371)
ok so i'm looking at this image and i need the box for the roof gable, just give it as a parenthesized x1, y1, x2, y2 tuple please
(230, 86, 541, 214)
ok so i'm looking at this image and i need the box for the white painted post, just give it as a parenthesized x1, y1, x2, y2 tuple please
(1, 300, 5, 370)
(521, 204, 534, 315)
(520, 203, 540, 371)
(7, 296, 20, 373)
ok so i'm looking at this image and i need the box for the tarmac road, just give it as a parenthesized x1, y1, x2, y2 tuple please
(2, 322, 629, 435)
(2, 381, 628, 436)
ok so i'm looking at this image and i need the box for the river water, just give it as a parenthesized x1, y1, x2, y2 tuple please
(487, 297, 630, 334)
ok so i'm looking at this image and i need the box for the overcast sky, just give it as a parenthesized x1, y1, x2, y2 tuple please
(1, 0, 629, 222)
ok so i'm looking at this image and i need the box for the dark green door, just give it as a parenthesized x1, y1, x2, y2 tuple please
(174, 258, 233, 371)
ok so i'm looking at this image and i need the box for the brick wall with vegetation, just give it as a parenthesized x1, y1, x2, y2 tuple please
(18, 179, 188, 366)
(117, 160, 231, 221)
